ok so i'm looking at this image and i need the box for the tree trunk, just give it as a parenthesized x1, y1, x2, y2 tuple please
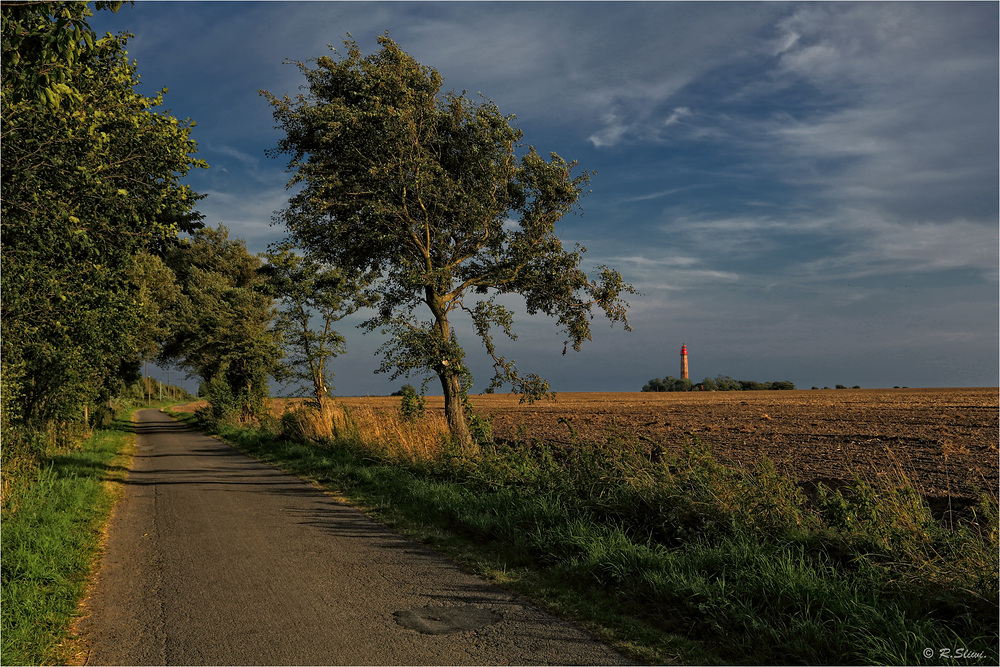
(426, 288, 476, 453)
(313, 376, 328, 408)
(439, 370, 474, 453)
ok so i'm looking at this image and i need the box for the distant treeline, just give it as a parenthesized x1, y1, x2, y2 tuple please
(642, 375, 796, 392)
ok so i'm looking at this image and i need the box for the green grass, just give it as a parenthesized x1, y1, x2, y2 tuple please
(0, 413, 139, 666)
(176, 410, 999, 665)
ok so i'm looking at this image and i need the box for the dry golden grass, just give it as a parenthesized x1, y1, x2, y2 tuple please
(273, 398, 451, 465)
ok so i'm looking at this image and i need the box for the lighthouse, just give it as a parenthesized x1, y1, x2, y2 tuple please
(680, 344, 689, 380)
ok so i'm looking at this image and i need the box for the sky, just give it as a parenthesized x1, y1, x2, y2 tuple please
(90, 1, 999, 396)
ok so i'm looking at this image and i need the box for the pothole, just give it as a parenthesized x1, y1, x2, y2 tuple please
(393, 604, 501, 635)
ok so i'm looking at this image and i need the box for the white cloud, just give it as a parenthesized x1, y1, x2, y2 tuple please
(588, 107, 693, 148)
(651, 205, 997, 289)
(602, 254, 741, 302)
(662, 107, 690, 128)
(660, 213, 832, 264)
(796, 213, 999, 281)
(195, 186, 291, 253)
(587, 115, 629, 149)
(618, 184, 709, 205)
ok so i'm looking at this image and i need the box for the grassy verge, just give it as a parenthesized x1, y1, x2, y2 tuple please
(0, 409, 145, 666)
(172, 404, 998, 665)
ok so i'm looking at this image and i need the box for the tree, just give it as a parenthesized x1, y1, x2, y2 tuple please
(261, 241, 373, 404)
(128, 252, 181, 363)
(1, 1, 206, 428)
(262, 35, 635, 450)
(641, 377, 692, 392)
(714, 375, 742, 392)
(161, 227, 281, 423)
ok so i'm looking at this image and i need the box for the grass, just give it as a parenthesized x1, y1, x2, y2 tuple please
(0, 410, 141, 666)
(175, 400, 999, 666)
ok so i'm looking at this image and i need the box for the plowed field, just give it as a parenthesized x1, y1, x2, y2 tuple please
(340, 388, 998, 503)
(178, 388, 998, 503)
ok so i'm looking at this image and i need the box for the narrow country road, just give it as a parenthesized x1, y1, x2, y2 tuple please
(76, 409, 631, 666)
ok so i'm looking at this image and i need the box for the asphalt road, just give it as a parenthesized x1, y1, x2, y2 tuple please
(77, 409, 632, 665)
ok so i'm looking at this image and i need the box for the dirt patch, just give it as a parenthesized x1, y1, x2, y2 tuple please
(393, 605, 502, 635)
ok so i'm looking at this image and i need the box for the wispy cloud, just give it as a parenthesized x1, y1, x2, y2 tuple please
(795, 213, 999, 281)
(207, 144, 260, 169)
(763, 2, 998, 222)
(617, 184, 709, 205)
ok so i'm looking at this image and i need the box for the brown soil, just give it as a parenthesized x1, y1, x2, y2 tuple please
(174, 388, 999, 502)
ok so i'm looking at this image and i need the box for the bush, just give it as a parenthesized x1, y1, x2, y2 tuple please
(196, 370, 270, 427)
(398, 384, 425, 421)
(88, 403, 116, 429)
(277, 400, 337, 443)
(768, 380, 796, 390)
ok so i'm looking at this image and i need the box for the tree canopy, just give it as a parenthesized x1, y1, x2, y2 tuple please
(1, 1, 206, 427)
(262, 35, 635, 448)
(160, 226, 281, 423)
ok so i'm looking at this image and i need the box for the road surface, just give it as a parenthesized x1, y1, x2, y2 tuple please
(76, 409, 631, 665)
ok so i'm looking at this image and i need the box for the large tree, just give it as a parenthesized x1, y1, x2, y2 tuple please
(262, 36, 635, 449)
(160, 226, 282, 423)
(1, 1, 206, 427)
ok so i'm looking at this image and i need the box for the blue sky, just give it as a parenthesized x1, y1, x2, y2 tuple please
(91, 1, 999, 396)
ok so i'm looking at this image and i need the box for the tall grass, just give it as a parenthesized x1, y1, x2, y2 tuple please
(1, 416, 137, 666)
(1, 420, 91, 515)
(275, 399, 450, 464)
(186, 399, 999, 665)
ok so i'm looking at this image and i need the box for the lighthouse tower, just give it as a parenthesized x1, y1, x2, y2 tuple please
(680, 344, 689, 380)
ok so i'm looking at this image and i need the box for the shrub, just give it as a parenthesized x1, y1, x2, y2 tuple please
(398, 384, 425, 421)
(644, 376, 795, 391)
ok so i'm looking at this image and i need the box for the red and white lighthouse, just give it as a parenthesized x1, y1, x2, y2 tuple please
(680, 344, 689, 380)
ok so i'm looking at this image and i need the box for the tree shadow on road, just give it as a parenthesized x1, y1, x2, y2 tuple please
(132, 420, 194, 435)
